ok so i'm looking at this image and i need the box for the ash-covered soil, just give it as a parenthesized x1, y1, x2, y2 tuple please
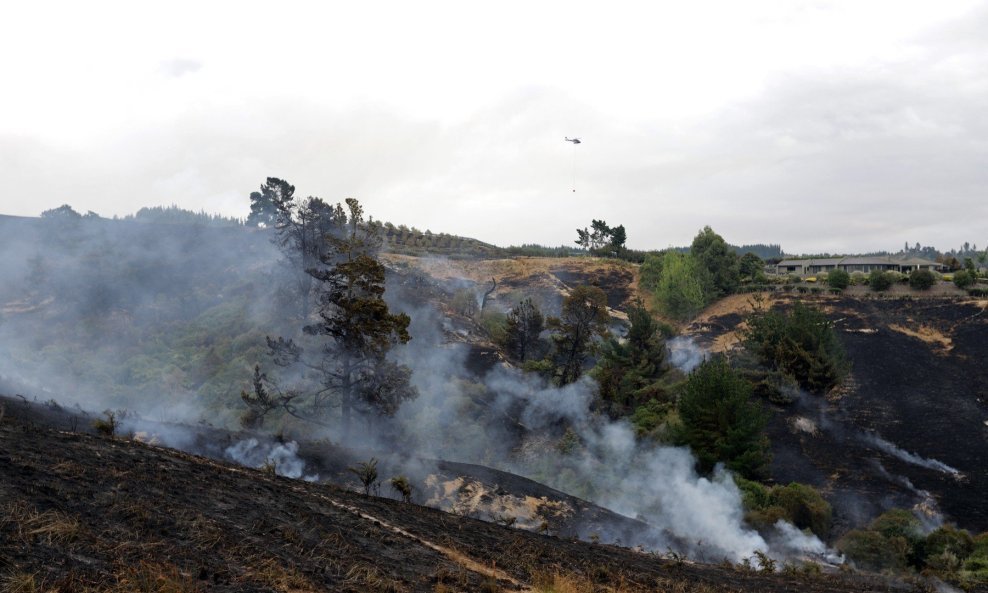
(692, 295, 988, 535)
(0, 399, 930, 592)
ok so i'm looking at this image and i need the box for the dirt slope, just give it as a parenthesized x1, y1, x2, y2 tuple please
(0, 398, 931, 593)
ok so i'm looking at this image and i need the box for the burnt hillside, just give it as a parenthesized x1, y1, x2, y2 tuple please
(689, 295, 988, 535)
(0, 399, 932, 593)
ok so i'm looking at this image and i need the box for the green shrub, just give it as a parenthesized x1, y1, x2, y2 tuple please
(839, 528, 912, 572)
(954, 270, 975, 288)
(735, 476, 771, 510)
(963, 533, 988, 580)
(478, 310, 507, 344)
(630, 398, 675, 438)
(770, 483, 832, 538)
(737, 478, 832, 539)
(869, 270, 893, 291)
(869, 509, 924, 542)
(920, 525, 974, 573)
(827, 269, 850, 290)
(908, 269, 936, 290)
(850, 271, 867, 285)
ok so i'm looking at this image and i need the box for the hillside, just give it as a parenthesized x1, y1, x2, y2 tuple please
(4, 213, 988, 588)
(686, 293, 988, 534)
(0, 399, 928, 593)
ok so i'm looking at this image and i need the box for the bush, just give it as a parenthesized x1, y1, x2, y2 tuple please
(850, 271, 867, 285)
(833, 510, 981, 575)
(478, 310, 507, 344)
(869, 270, 893, 291)
(963, 533, 988, 580)
(909, 269, 936, 290)
(630, 399, 675, 438)
(839, 528, 912, 572)
(738, 479, 832, 539)
(954, 270, 976, 289)
(840, 509, 924, 571)
(886, 271, 907, 284)
(827, 269, 850, 290)
(92, 410, 118, 437)
(920, 525, 974, 573)
(770, 483, 832, 538)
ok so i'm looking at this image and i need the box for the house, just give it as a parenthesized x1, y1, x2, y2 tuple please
(775, 256, 944, 276)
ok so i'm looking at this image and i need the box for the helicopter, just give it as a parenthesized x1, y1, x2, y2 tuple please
(564, 137, 581, 144)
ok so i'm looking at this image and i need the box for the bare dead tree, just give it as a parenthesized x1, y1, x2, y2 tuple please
(480, 277, 497, 312)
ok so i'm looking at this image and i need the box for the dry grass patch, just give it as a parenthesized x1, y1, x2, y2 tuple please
(243, 557, 322, 593)
(0, 572, 40, 593)
(3, 501, 81, 545)
(888, 323, 953, 353)
(107, 561, 201, 593)
(344, 563, 408, 593)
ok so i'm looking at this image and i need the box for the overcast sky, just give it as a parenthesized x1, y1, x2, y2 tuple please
(1, 1, 986, 254)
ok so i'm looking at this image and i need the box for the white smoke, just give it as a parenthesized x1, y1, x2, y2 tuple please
(869, 459, 945, 532)
(769, 521, 844, 564)
(862, 432, 964, 480)
(667, 336, 707, 373)
(225, 438, 319, 482)
(502, 382, 834, 562)
(383, 303, 839, 563)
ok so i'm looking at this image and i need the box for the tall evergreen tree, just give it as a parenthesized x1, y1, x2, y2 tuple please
(741, 300, 848, 393)
(246, 190, 279, 227)
(593, 299, 669, 413)
(549, 285, 610, 385)
(258, 177, 347, 319)
(676, 358, 770, 479)
(246, 197, 417, 439)
(502, 298, 546, 362)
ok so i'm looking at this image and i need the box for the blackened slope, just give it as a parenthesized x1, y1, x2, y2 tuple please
(838, 299, 988, 531)
(0, 398, 930, 592)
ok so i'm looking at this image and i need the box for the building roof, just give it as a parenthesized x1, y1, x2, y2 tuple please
(777, 256, 941, 267)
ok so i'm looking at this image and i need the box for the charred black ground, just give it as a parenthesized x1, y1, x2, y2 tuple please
(692, 295, 988, 535)
(0, 398, 942, 593)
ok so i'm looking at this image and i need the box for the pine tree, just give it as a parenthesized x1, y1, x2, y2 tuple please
(253, 197, 417, 439)
(502, 298, 546, 362)
(549, 285, 609, 385)
(676, 358, 770, 479)
(593, 299, 669, 413)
